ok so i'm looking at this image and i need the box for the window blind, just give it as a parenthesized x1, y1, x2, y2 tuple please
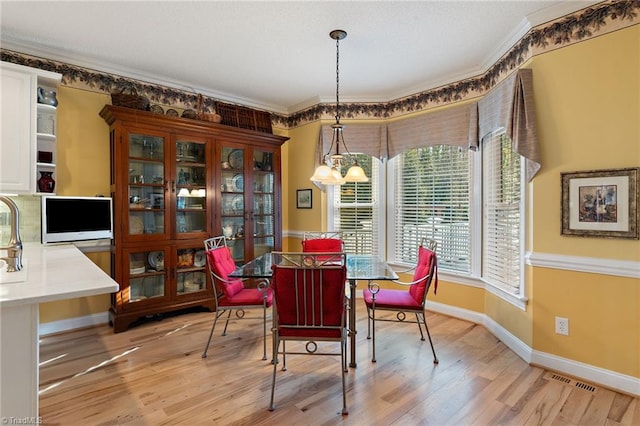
(331, 154, 379, 255)
(393, 146, 471, 272)
(482, 132, 522, 294)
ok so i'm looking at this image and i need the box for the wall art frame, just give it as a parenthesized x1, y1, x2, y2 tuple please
(296, 189, 312, 209)
(561, 167, 639, 239)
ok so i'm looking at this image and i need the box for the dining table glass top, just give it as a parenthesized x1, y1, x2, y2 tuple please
(229, 252, 398, 281)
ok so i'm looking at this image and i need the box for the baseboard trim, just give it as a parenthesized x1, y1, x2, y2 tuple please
(39, 312, 109, 336)
(425, 301, 639, 397)
(531, 350, 640, 396)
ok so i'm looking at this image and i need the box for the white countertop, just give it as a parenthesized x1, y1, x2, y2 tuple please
(0, 242, 119, 307)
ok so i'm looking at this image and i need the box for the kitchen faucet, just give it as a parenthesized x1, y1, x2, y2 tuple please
(0, 195, 23, 272)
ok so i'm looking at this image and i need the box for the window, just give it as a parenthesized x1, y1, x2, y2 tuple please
(329, 154, 381, 256)
(392, 146, 471, 272)
(326, 133, 525, 307)
(482, 131, 524, 300)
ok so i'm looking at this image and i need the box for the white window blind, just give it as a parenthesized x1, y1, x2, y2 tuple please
(331, 154, 379, 255)
(482, 132, 522, 294)
(393, 146, 471, 272)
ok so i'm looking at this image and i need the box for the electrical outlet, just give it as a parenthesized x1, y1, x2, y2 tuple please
(555, 317, 569, 336)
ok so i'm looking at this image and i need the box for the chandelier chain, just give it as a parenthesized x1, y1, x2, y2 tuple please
(335, 35, 340, 122)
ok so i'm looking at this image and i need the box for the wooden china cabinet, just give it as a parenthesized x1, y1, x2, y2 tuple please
(100, 105, 288, 332)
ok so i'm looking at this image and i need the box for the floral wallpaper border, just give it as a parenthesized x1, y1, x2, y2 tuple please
(1, 0, 637, 131)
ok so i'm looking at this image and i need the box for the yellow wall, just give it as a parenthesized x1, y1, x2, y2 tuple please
(526, 26, 639, 376)
(283, 121, 326, 235)
(39, 87, 113, 323)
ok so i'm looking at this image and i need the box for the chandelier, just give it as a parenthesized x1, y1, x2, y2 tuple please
(310, 30, 368, 185)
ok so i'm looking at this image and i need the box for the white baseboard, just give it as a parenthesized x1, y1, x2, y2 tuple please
(531, 350, 640, 396)
(425, 301, 639, 397)
(39, 312, 109, 336)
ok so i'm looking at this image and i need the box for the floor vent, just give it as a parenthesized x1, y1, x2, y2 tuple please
(545, 372, 597, 393)
(575, 381, 597, 392)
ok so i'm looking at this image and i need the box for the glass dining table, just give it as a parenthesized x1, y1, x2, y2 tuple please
(229, 252, 398, 368)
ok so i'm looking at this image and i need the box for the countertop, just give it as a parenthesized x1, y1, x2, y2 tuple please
(0, 242, 119, 307)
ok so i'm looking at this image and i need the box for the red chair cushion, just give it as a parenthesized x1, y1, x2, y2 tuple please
(272, 266, 346, 339)
(206, 247, 244, 298)
(302, 238, 343, 253)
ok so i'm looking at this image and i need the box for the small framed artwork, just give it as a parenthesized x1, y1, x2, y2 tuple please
(561, 168, 639, 239)
(296, 189, 312, 209)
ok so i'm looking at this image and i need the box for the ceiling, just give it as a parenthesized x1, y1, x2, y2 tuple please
(1, 1, 601, 114)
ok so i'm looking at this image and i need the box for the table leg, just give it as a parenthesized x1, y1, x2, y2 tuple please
(349, 278, 357, 368)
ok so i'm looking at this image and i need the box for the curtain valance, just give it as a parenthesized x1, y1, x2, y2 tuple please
(386, 102, 479, 159)
(478, 69, 540, 181)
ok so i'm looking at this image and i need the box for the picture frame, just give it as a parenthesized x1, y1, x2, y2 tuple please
(296, 189, 312, 209)
(561, 168, 639, 239)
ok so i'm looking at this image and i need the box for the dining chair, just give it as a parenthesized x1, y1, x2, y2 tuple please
(202, 236, 273, 360)
(363, 238, 439, 364)
(268, 252, 349, 415)
(301, 231, 344, 253)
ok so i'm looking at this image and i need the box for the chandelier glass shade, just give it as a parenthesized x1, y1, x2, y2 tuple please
(310, 30, 369, 186)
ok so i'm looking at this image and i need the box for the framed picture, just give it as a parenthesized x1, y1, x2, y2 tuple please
(296, 189, 312, 209)
(561, 168, 639, 239)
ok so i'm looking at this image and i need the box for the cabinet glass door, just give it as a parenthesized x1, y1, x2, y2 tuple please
(252, 149, 275, 257)
(126, 248, 168, 305)
(127, 133, 166, 239)
(175, 138, 208, 238)
(220, 146, 245, 263)
(176, 246, 208, 296)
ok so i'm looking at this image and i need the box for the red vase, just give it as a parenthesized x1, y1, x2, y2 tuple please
(38, 171, 55, 193)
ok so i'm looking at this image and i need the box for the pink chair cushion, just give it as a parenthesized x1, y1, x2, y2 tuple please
(218, 287, 273, 307)
(408, 246, 437, 302)
(363, 287, 422, 310)
(302, 238, 343, 253)
(363, 245, 437, 310)
(206, 247, 244, 298)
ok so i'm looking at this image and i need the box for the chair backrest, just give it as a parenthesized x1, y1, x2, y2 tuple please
(301, 231, 344, 253)
(408, 239, 438, 305)
(271, 252, 347, 332)
(204, 236, 244, 299)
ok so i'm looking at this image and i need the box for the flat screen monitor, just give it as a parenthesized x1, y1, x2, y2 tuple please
(41, 195, 113, 244)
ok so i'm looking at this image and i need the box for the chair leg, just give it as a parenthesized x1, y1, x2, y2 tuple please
(420, 312, 439, 364)
(415, 312, 426, 341)
(268, 335, 280, 411)
(371, 305, 377, 363)
(221, 309, 232, 336)
(201, 311, 222, 358)
(340, 335, 348, 415)
(262, 303, 268, 361)
(281, 340, 287, 371)
(366, 306, 372, 339)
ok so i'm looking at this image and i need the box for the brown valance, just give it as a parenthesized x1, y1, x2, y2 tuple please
(478, 69, 540, 181)
(386, 102, 479, 159)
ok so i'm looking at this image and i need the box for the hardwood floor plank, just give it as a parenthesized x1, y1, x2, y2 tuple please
(38, 309, 638, 425)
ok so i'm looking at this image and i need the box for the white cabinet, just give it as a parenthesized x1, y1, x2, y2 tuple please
(0, 61, 61, 194)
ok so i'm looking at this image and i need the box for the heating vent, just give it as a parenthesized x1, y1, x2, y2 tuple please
(545, 372, 597, 393)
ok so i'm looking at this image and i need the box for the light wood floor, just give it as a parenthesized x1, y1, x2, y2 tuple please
(39, 305, 639, 425)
